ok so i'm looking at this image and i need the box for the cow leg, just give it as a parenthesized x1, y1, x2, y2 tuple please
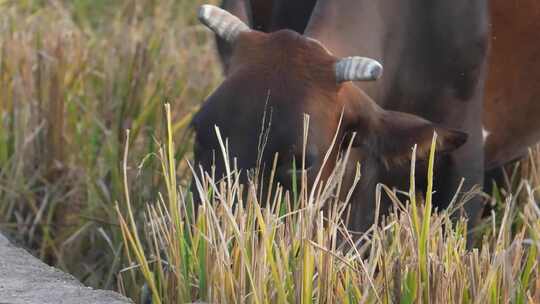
(484, 165, 507, 194)
(482, 165, 507, 218)
(483, 155, 528, 217)
(484, 154, 527, 193)
(435, 135, 485, 247)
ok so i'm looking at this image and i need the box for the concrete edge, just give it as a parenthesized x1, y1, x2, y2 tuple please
(0, 233, 133, 304)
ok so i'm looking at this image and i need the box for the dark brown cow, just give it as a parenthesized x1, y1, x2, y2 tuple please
(216, 2, 540, 205)
(193, 3, 488, 235)
(310, 0, 487, 233)
(193, 0, 540, 238)
(217, 0, 540, 178)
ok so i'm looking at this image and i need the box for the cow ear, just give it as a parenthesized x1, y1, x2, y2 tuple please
(369, 110, 468, 166)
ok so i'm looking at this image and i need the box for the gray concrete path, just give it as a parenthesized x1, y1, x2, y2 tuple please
(0, 233, 133, 304)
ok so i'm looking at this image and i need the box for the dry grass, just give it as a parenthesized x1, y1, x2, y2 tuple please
(117, 105, 540, 303)
(0, 0, 220, 288)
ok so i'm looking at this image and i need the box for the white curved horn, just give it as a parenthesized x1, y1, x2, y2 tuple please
(335, 56, 383, 82)
(198, 5, 250, 43)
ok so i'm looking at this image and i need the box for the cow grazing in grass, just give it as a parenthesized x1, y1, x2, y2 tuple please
(193, 1, 540, 235)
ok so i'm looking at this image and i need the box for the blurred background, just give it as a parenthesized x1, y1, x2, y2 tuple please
(0, 0, 219, 291)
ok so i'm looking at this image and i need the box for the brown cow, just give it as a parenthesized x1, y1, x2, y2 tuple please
(217, 0, 540, 181)
(196, 1, 540, 238)
(192, 4, 485, 236)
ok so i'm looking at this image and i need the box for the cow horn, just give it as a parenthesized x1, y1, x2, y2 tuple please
(335, 57, 383, 82)
(198, 5, 250, 43)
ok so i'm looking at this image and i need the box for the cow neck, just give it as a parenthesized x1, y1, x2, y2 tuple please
(304, 0, 488, 125)
(305, 1, 386, 59)
(304, 0, 398, 104)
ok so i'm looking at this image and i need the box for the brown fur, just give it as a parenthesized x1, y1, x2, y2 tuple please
(483, 0, 540, 169)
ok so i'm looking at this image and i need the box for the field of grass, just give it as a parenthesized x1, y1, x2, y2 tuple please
(0, 0, 220, 289)
(0, 0, 539, 303)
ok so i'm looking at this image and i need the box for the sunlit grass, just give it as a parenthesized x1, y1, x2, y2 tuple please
(0, 0, 220, 289)
(117, 104, 540, 303)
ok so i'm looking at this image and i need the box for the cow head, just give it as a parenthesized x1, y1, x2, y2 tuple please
(192, 5, 467, 227)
